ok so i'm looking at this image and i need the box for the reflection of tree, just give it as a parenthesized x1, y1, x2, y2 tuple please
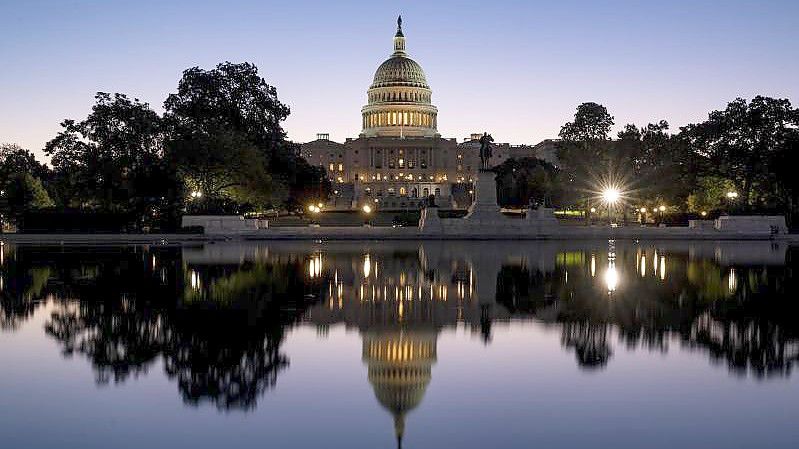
(686, 261, 799, 378)
(561, 321, 612, 369)
(35, 248, 322, 410)
(0, 244, 51, 331)
(495, 248, 799, 377)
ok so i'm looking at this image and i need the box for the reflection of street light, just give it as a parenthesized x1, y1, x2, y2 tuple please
(604, 263, 618, 293)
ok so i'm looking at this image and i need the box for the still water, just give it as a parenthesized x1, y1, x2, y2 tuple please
(1, 240, 798, 448)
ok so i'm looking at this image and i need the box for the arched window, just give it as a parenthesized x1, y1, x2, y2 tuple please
(423, 188, 429, 197)
(411, 188, 418, 198)
(435, 188, 441, 196)
(399, 186, 406, 196)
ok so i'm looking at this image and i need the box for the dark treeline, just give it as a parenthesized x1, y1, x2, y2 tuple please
(2, 73, 797, 230)
(496, 98, 799, 227)
(0, 62, 330, 232)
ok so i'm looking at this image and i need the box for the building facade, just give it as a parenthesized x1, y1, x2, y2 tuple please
(300, 17, 554, 211)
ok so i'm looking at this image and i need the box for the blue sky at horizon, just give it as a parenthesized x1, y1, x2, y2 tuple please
(1, 0, 798, 161)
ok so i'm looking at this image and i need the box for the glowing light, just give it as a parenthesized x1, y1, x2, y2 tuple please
(728, 268, 738, 292)
(601, 188, 621, 204)
(640, 255, 647, 277)
(190, 190, 203, 199)
(362, 204, 373, 214)
(659, 256, 666, 280)
(189, 269, 201, 291)
(590, 207, 597, 213)
(726, 191, 739, 199)
(604, 263, 618, 293)
(640, 207, 647, 213)
(701, 211, 708, 217)
(658, 205, 666, 212)
(590, 254, 596, 277)
(363, 254, 372, 278)
(308, 254, 323, 278)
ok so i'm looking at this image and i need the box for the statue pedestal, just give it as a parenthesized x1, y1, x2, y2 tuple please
(463, 171, 505, 224)
(419, 206, 443, 232)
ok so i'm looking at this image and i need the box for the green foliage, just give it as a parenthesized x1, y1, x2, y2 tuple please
(614, 120, 695, 209)
(686, 176, 736, 213)
(37, 61, 329, 227)
(556, 103, 616, 209)
(559, 102, 614, 142)
(494, 157, 562, 207)
(2, 173, 54, 226)
(44, 93, 182, 229)
(164, 62, 330, 212)
(681, 96, 799, 212)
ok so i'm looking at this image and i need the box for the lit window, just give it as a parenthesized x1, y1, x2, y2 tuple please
(328, 163, 334, 172)
(398, 158, 405, 168)
(399, 187, 407, 195)
(338, 163, 343, 171)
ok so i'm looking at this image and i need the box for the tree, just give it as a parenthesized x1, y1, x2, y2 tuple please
(686, 175, 737, 214)
(0, 143, 49, 182)
(164, 62, 330, 212)
(615, 121, 695, 210)
(2, 173, 54, 227)
(0, 145, 53, 229)
(559, 102, 615, 142)
(44, 93, 181, 228)
(494, 157, 562, 208)
(680, 96, 799, 211)
(556, 102, 615, 212)
(169, 131, 272, 213)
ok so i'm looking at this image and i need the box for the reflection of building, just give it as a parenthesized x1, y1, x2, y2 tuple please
(302, 242, 510, 447)
(300, 17, 546, 210)
(363, 329, 437, 447)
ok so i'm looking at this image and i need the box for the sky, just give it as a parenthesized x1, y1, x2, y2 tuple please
(1, 0, 798, 162)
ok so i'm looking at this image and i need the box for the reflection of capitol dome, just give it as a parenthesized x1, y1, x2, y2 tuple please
(361, 16, 439, 138)
(363, 330, 437, 448)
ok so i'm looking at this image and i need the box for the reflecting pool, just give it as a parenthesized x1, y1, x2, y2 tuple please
(1, 240, 798, 448)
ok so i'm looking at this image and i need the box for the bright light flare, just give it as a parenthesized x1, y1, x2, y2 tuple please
(601, 188, 621, 204)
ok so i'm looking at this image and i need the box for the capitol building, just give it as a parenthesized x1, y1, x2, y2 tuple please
(301, 17, 556, 210)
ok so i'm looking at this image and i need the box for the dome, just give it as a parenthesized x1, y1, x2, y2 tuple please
(360, 16, 439, 138)
(371, 56, 429, 89)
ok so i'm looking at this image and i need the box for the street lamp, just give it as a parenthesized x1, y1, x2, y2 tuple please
(601, 187, 621, 225)
(362, 204, 373, 226)
(726, 191, 739, 200)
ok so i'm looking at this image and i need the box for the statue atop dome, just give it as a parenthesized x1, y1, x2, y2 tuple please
(396, 15, 403, 37)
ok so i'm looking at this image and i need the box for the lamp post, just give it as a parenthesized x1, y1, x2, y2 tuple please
(601, 188, 621, 226)
(362, 204, 373, 226)
(726, 191, 739, 213)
